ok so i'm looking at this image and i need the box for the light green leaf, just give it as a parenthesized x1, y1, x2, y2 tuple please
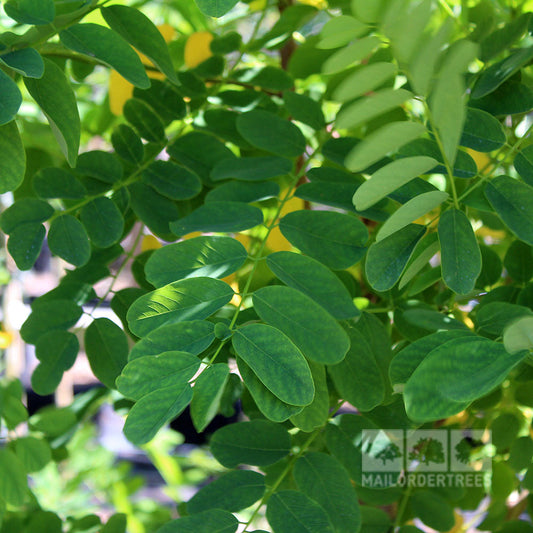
(0, 48, 44, 78)
(145, 236, 248, 287)
(33, 167, 86, 199)
(294, 452, 361, 533)
(80, 197, 124, 249)
(377, 191, 448, 241)
(190, 364, 229, 432)
(322, 36, 382, 75)
(24, 58, 80, 166)
(60, 24, 150, 89)
(279, 210, 368, 269)
(102, 5, 177, 83)
(336, 88, 413, 130)
(195, 0, 239, 17)
(353, 156, 438, 210)
(351, 0, 388, 23)
(236, 110, 306, 158)
(460, 108, 506, 153)
(7, 222, 45, 271)
(503, 316, 533, 354)
(170, 202, 263, 237)
(333, 62, 397, 102)
(124, 382, 192, 445)
(266, 251, 359, 319)
(317, 15, 368, 49)
(143, 160, 201, 200)
(210, 420, 291, 468)
(188, 470, 265, 514)
(0, 69, 22, 126)
(366, 224, 426, 292)
(117, 351, 200, 400)
(129, 320, 215, 360)
(48, 214, 91, 267)
(29, 405, 76, 437)
(85, 318, 128, 389)
(211, 156, 292, 182)
(127, 278, 234, 337)
(232, 323, 314, 406)
(4, 0, 54, 25)
(399, 234, 440, 289)
(252, 286, 350, 364)
(485, 176, 533, 245)
(266, 491, 335, 533)
(438, 208, 482, 294)
(346, 122, 427, 172)
(14, 436, 51, 473)
(0, 120, 25, 193)
(0, 449, 27, 506)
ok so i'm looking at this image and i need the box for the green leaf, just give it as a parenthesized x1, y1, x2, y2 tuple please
(514, 145, 533, 187)
(333, 62, 397, 102)
(194, 0, 238, 17)
(102, 514, 127, 533)
(336, 88, 413, 130)
(20, 299, 82, 345)
(60, 24, 150, 89)
(0, 121, 25, 193)
(266, 251, 359, 319)
(188, 470, 265, 514)
(206, 180, 279, 203)
(282, 91, 325, 130)
(353, 156, 438, 210)
(346, 122, 427, 172)
(190, 364, 229, 432)
(252, 286, 350, 364)
(117, 351, 200, 400)
(377, 191, 448, 241)
(322, 36, 382, 75)
(80, 197, 124, 249)
(102, 5, 177, 83)
(438, 209, 482, 294)
(0, 48, 44, 78)
(237, 358, 303, 422)
(143, 160, 202, 200)
(85, 318, 128, 389)
(0, 449, 27, 506)
(317, 15, 368, 49)
(266, 490, 335, 533)
(0, 69, 22, 126)
(111, 124, 144, 165)
(124, 98, 165, 142)
(170, 202, 263, 237)
(7, 222, 45, 271)
(399, 234, 440, 289)
(33, 167, 86, 199)
(24, 58, 80, 167)
(124, 382, 192, 445)
(294, 452, 361, 533)
(29, 405, 76, 437)
(4, 0, 54, 25)
(31, 331, 79, 395)
(157, 510, 238, 533)
(14, 436, 51, 473)
(236, 110, 306, 158)
(503, 316, 533, 354)
(76, 150, 123, 184)
(127, 278, 234, 337)
(235, 66, 293, 91)
(480, 12, 531, 62)
(328, 322, 385, 411)
(146, 236, 247, 287)
(460, 108, 506, 152)
(504, 240, 533, 283)
(279, 210, 368, 269)
(232, 323, 314, 406)
(129, 320, 215, 360)
(410, 490, 455, 532)
(48, 214, 91, 267)
(211, 156, 292, 182)
(366, 224, 426, 292)
(210, 420, 291, 468)
(351, 0, 388, 23)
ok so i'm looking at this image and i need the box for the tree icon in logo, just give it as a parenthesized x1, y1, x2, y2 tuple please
(375, 441, 403, 465)
(454, 436, 485, 465)
(408, 436, 445, 466)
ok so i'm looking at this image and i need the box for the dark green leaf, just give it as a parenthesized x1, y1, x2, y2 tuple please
(170, 202, 263, 237)
(33, 167, 86, 199)
(210, 32, 242, 54)
(142, 160, 201, 201)
(279, 210, 368, 269)
(211, 420, 291, 468)
(402, 308, 469, 332)
(133, 79, 186, 123)
(48, 214, 91, 267)
(76, 150, 123, 184)
(4, 0, 54, 25)
(0, 120, 25, 193)
(206, 180, 279, 203)
(460, 108, 506, 152)
(232, 323, 314, 406)
(0, 69, 22, 125)
(211, 156, 292, 182)
(157, 510, 238, 533)
(60, 23, 150, 89)
(515, 145, 533, 187)
(194, 0, 238, 17)
(24, 58, 80, 166)
(0, 48, 44, 78)
(124, 382, 192, 445)
(480, 13, 531, 62)
(283, 91, 325, 130)
(127, 277, 234, 337)
(7, 222, 45, 271)
(111, 124, 144, 164)
(85, 318, 128, 389)
(236, 110, 306, 158)
(80, 197, 124, 248)
(102, 514, 127, 533)
(0, 449, 27, 506)
(410, 491, 455, 532)
(29, 405, 76, 437)
(124, 98, 165, 142)
(235, 66, 293, 91)
(504, 240, 533, 282)
(252, 286, 350, 364)
(102, 5, 177, 83)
